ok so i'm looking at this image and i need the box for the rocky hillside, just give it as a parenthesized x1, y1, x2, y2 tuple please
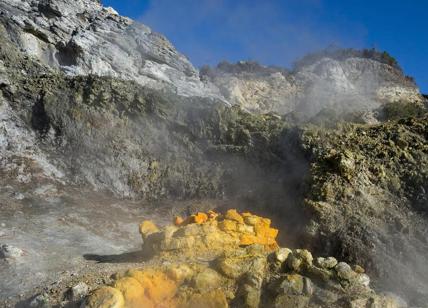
(0, 0, 222, 99)
(201, 53, 424, 121)
(0, 0, 427, 307)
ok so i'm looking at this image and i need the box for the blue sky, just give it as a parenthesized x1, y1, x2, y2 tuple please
(102, 0, 428, 93)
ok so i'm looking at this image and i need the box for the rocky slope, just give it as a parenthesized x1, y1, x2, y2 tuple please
(0, 0, 222, 99)
(0, 0, 427, 307)
(201, 54, 424, 121)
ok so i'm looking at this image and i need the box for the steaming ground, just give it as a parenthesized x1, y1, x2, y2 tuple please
(0, 187, 143, 301)
(0, 183, 237, 305)
(0, 0, 427, 306)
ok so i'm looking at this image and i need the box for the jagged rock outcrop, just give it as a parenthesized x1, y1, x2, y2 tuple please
(301, 116, 428, 306)
(0, 0, 222, 99)
(202, 56, 424, 120)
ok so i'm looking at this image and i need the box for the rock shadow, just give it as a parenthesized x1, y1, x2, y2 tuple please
(83, 250, 148, 264)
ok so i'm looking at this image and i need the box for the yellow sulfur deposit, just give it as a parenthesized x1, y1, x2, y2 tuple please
(140, 209, 279, 259)
(86, 210, 278, 308)
(81, 209, 399, 308)
(139, 220, 160, 239)
(85, 287, 125, 308)
(84, 209, 398, 308)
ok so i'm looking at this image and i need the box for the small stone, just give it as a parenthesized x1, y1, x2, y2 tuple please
(275, 248, 292, 263)
(316, 257, 338, 269)
(0, 244, 24, 259)
(305, 265, 333, 282)
(335, 262, 356, 280)
(353, 265, 365, 274)
(104, 6, 119, 15)
(207, 210, 219, 220)
(85, 286, 124, 308)
(295, 249, 313, 265)
(303, 277, 314, 296)
(192, 268, 222, 291)
(29, 294, 50, 308)
(174, 216, 184, 226)
(68, 282, 89, 302)
(139, 220, 159, 239)
(355, 273, 370, 287)
(286, 254, 303, 272)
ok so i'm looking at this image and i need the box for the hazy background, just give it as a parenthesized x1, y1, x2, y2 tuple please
(102, 0, 428, 93)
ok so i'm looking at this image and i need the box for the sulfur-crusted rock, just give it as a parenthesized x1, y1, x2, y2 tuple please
(138, 221, 160, 239)
(113, 277, 151, 308)
(84, 210, 401, 308)
(123, 269, 177, 304)
(225, 209, 244, 224)
(143, 210, 279, 259)
(85, 287, 125, 308)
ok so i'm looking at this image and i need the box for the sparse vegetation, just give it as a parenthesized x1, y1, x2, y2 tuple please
(377, 101, 427, 121)
(200, 60, 289, 77)
(293, 47, 401, 71)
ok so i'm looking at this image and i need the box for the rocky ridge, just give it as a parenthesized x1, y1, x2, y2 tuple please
(0, 0, 222, 99)
(201, 57, 424, 119)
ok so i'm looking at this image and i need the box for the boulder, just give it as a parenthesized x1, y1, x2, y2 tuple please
(0, 244, 24, 260)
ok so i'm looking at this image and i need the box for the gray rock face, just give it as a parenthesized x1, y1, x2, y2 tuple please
(202, 58, 423, 119)
(0, 0, 222, 99)
(1, 0, 421, 118)
(0, 0, 423, 119)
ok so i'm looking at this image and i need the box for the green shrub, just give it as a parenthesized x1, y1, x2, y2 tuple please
(378, 101, 427, 121)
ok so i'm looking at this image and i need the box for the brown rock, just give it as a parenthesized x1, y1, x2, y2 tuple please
(85, 286, 125, 308)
